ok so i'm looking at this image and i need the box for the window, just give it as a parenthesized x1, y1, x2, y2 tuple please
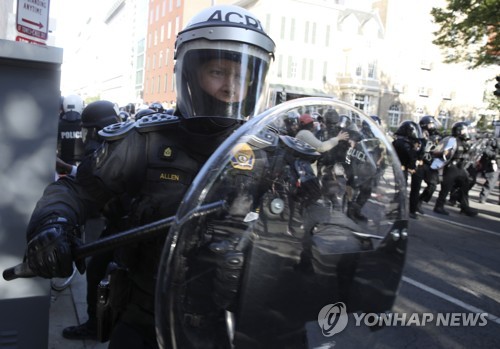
(136, 70, 143, 86)
(353, 94, 369, 113)
(308, 59, 314, 81)
(418, 87, 429, 97)
(311, 23, 317, 44)
(164, 74, 168, 92)
(165, 48, 170, 66)
(157, 75, 161, 93)
(168, 21, 172, 39)
(280, 17, 286, 40)
(420, 59, 432, 70)
(302, 58, 307, 80)
(290, 18, 295, 41)
(277, 54, 283, 78)
(160, 25, 164, 42)
(304, 21, 310, 43)
(287, 57, 297, 79)
(325, 25, 331, 46)
(355, 64, 362, 77)
(438, 110, 450, 129)
(388, 104, 401, 127)
(367, 62, 376, 78)
(159, 51, 163, 68)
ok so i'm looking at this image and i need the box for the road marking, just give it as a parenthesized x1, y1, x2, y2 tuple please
(402, 276, 500, 325)
(424, 213, 500, 237)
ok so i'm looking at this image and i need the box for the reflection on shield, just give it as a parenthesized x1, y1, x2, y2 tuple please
(156, 98, 408, 349)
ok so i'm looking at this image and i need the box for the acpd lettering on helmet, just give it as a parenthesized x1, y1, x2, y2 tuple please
(205, 8, 264, 31)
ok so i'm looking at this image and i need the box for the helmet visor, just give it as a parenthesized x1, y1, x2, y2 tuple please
(175, 40, 272, 120)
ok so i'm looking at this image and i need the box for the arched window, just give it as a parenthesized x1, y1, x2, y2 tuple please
(388, 104, 401, 128)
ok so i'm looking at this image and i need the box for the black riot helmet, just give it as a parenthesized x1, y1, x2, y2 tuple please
(419, 115, 440, 136)
(135, 108, 156, 120)
(81, 100, 120, 129)
(149, 102, 165, 113)
(395, 120, 423, 141)
(338, 114, 351, 129)
(174, 5, 275, 122)
(451, 121, 470, 140)
(80, 100, 120, 148)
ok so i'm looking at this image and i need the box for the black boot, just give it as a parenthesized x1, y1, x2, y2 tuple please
(433, 206, 449, 215)
(460, 207, 478, 217)
(62, 319, 97, 340)
(416, 200, 425, 215)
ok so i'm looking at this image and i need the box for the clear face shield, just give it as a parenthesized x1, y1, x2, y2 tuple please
(175, 41, 272, 121)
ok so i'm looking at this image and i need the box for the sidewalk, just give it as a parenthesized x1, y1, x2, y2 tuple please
(48, 271, 107, 349)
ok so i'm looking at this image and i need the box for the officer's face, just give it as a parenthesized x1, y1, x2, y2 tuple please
(198, 59, 250, 103)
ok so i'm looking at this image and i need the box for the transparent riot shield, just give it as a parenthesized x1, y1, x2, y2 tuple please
(431, 136, 457, 170)
(155, 98, 408, 349)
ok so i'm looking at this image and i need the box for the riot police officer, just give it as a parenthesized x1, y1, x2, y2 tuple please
(478, 135, 499, 203)
(415, 116, 442, 214)
(433, 122, 478, 216)
(57, 94, 85, 172)
(392, 121, 422, 219)
(22, 5, 275, 349)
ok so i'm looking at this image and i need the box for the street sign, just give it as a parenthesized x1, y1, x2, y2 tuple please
(16, 0, 50, 40)
(15, 35, 46, 46)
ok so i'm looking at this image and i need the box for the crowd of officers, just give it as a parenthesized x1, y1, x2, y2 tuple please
(391, 116, 499, 218)
(286, 110, 499, 220)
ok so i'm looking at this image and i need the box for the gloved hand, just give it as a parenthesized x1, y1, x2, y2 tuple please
(210, 240, 245, 311)
(26, 219, 85, 278)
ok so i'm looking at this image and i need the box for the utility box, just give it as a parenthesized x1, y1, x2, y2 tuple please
(0, 39, 62, 349)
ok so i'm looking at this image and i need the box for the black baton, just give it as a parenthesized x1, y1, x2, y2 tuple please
(3, 200, 226, 281)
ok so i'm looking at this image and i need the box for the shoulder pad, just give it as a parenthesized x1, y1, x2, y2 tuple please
(279, 135, 320, 159)
(246, 127, 279, 149)
(135, 113, 179, 133)
(99, 120, 135, 141)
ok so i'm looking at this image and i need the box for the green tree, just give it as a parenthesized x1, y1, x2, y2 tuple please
(431, 0, 500, 68)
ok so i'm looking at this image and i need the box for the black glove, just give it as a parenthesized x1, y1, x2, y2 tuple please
(26, 218, 85, 278)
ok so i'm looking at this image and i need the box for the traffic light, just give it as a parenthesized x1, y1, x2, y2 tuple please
(495, 76, 500, 97)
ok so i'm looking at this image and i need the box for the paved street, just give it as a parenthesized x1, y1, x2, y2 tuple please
(47, 178, 500, 348)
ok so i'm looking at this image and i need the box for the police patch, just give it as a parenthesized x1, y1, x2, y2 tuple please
(159, 145, 175, 160)
(230, 143, 255, 170)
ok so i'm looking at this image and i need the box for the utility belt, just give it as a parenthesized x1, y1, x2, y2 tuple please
(96, 263, 131, 342)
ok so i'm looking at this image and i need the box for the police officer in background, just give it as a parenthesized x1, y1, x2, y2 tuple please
(478, 134, 499, 203)
(433, 122, 478, 216)
(57, 94, 85, 175)
(415, 116, 442, 214)
(21, 5, 275, 348)
(392, 120, 422, 219)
